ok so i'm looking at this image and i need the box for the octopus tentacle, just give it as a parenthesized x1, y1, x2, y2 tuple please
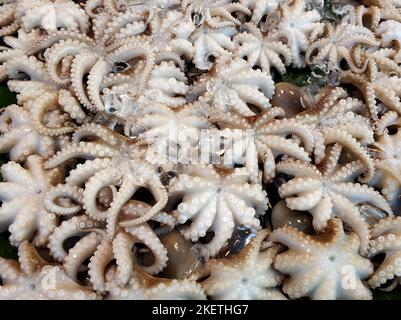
(48, 215, 105, 262)
(44, 184, 83, 216)
(88, 240, 114, 293)
(117, 183, 168, 229)
(70, 52, 99, 111)
(82, 168, 120, 221)
(27, 92, 76, 136)
(45, 141, 116, 169)
(63, 232, 103, 281)
(321, 127, 374, 183)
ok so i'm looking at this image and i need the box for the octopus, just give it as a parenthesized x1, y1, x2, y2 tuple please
(47, 35, 156, 113)
(131, 102, 210, 165)
(353, 48, 401, 77)
(376, 20, 401, 63)
(196, 57, 275, 116)
(45, 210, 173, 293)
(341, 59, 401, 120)
(0, 155, 63, 247)
(0, 0, 19, 37)
(305, 23, 379, 73)
(268, 0, 325, 68)
(197, 229, 286, 300)
(370, 128, 401, 212)
(0, 241, 98, 300)
(276, 154, 392, 254)
(139, 61, 189, 108)
(46, 148, 169, 240)
(0, 104, 60, 162)
(208, 107, 315, 182)
(15, 0, 90, 33)
(233, 22, 292, 76)
(339, 4, 382, 31)
(239, 0, 282, 25)
(182, 0, 251, 29)
(270, 218, 374, 300)
(294, 87, 375, 175)
(368, 216, 401, 291)
(168, 165, 269, 256)
(362, 0, 401, 22)
(190, 26, 238, 71)
(0, 29, 43, 81)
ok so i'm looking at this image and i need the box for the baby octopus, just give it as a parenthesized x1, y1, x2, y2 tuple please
(270, 218, 373, 300)
(169, 165, 269, 256)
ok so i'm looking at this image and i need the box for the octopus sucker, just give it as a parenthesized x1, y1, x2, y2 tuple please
(0, 0, 400, 300)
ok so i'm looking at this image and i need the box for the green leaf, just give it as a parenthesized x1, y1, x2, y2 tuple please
(275, 67, 312, 87)
(373, 287, 401, 300)
(0, 233, 17, 260)
(0, 83, 17, 108)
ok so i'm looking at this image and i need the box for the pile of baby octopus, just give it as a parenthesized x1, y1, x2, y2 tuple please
(1, 0, 401, 300)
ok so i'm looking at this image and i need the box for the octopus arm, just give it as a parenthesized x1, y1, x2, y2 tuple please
(88, 240, 114, 293)
(70, 52, 99, 110)
(368, 249, 401, 288)
(118, 180, 168, 228)
(63, 232, 103, 281)
(206, 200, 236, 257)
(260, 119, 315, 152)
(307, 194, 331, 230)
(276, 159, 321, 179)
(180, 196, 217, 241)
(260, 143, 275, 182)
(0, 182, 28, 202)
(83, 168, 121, 222)
(329, 193, 370, 254)
(66, 158, 111, 186)
(87, 58, 111, 112)
(371, 216, 401, 238)
(28, 92, 76, 136)
(259, 135, 311, 161)
(47, 215, 99, 262)
(270, 226, 313, 255)
(11, 134, 44, 162)
(45, 142, 116, 169)
(44, 183, 83, 216)
(0, 201, 23, 233)
(321, 128, 374, 183)
(5, 55, 49, 81)
(331, 182, 392, 214)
